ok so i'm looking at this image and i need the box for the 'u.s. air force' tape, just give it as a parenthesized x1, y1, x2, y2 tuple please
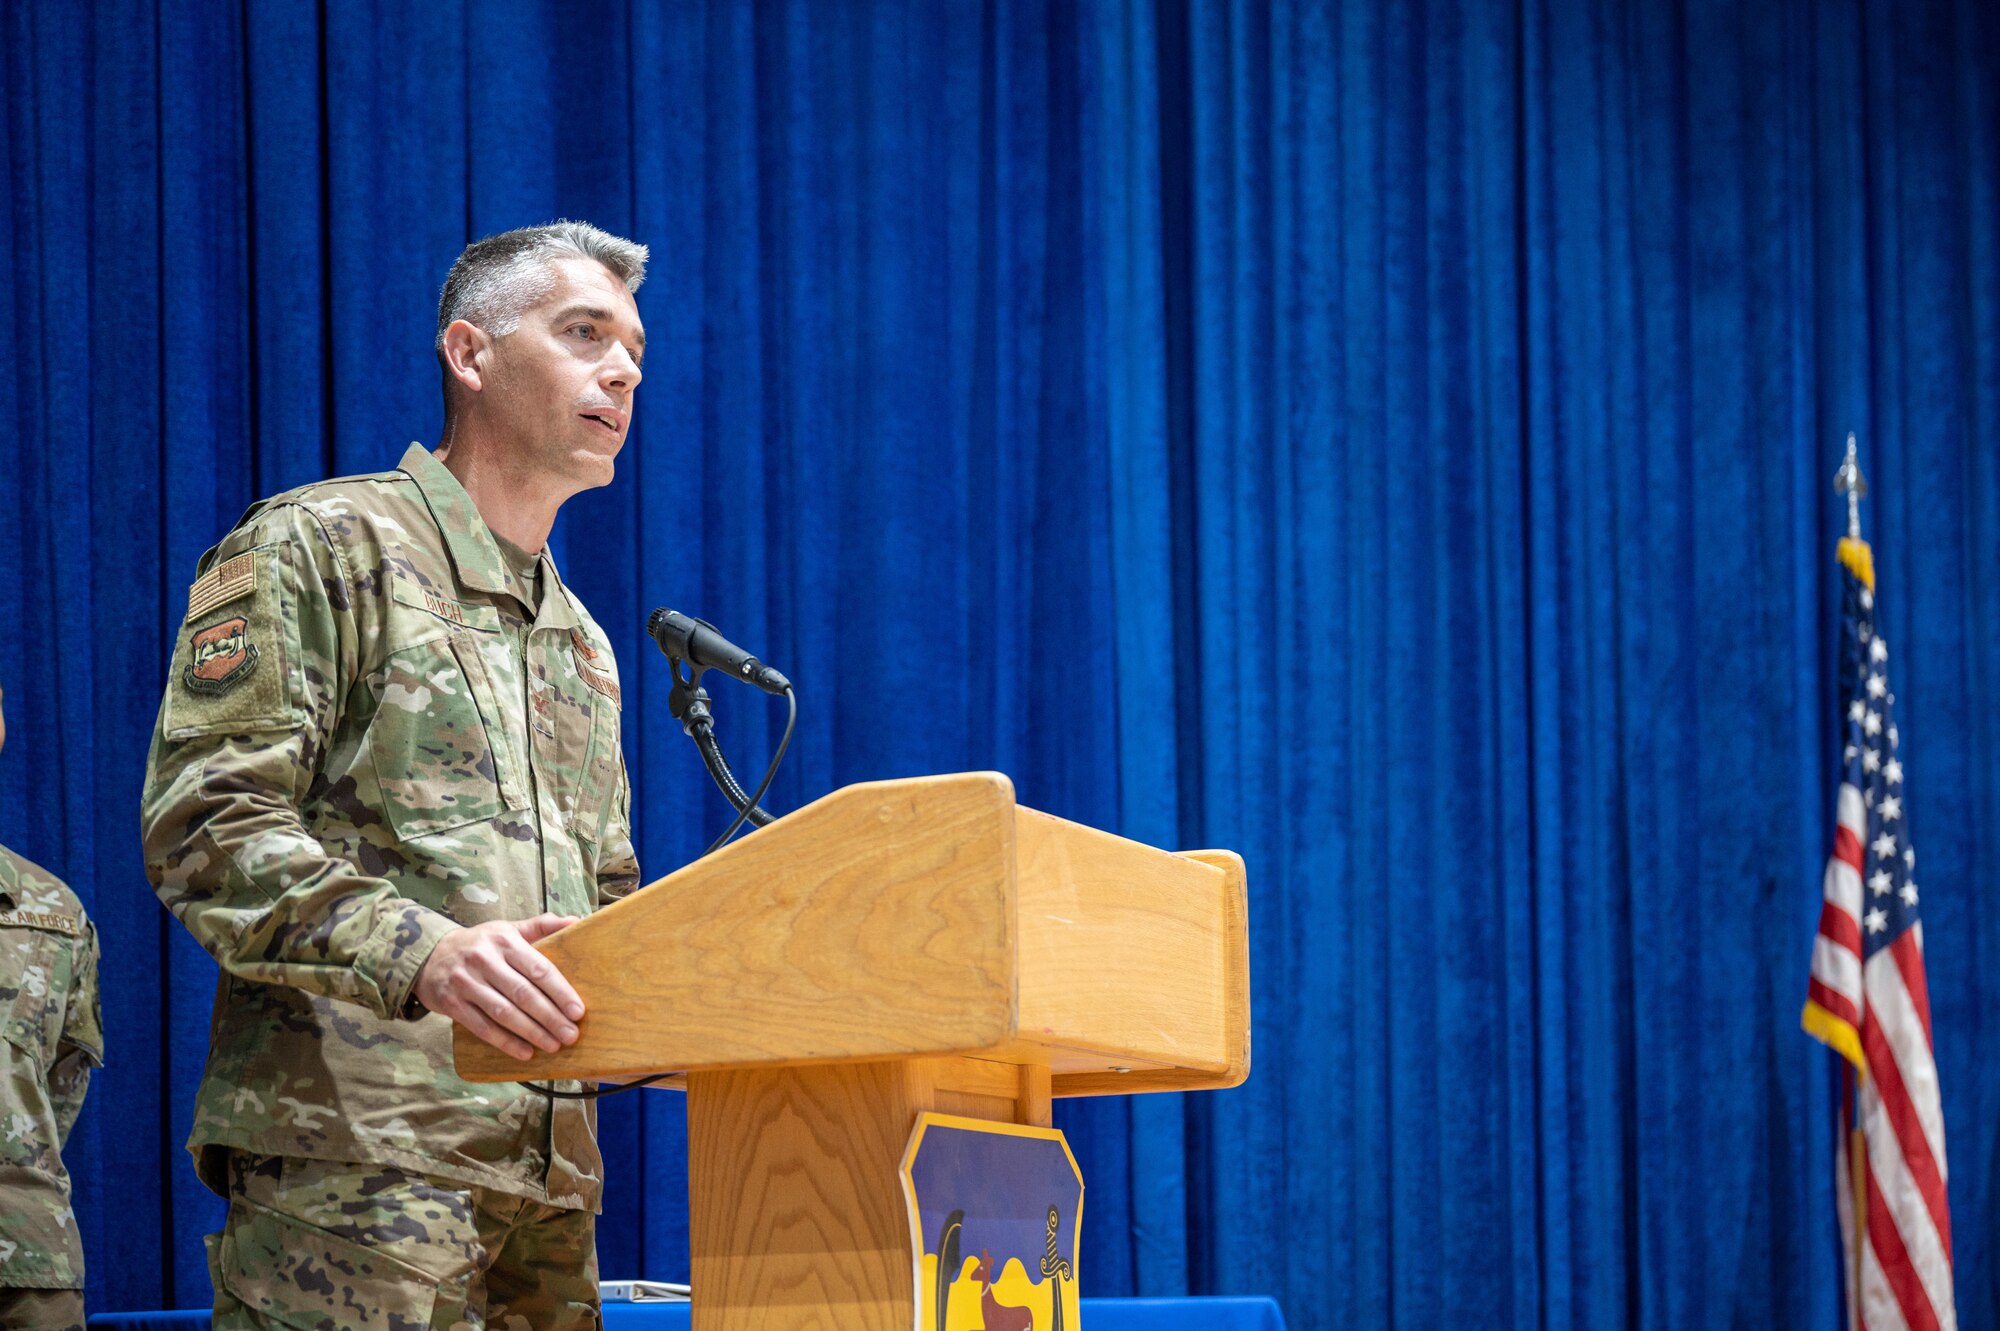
(0, 909, 81, 936)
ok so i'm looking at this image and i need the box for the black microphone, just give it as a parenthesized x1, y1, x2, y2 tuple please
(648, 608, 792, 695)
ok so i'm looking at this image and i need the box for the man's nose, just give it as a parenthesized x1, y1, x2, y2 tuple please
(602, 343, 642, 393)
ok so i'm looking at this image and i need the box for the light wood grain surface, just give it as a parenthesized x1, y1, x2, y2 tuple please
(1014, 808, 1236, 1077)
(687, 1056, 1049, 1331)
(458, 773, 1251, 1094)
(457, 773, 1020, 1083)
(1050, 847, 1252, 1097)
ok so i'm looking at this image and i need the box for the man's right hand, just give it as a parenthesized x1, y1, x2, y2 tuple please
(414, 914, 586, 1061)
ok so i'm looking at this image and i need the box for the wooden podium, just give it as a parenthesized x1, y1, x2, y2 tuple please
(456, 772, 1250, 1330)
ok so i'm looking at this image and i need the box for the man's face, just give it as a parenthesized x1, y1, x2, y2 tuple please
(0, 683, 8, 757)
(478, 255, 646, 493)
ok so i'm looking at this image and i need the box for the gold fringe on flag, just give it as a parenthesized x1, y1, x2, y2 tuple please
(1836, 536, 1875, 592)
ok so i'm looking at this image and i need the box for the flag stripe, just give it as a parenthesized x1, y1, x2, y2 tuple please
(1830, 839, 1864, 909)
(1868, 1103, 1958, 1331)
(1864, 973, 1951, 1235)
(1859, 1018, 1950, 1248)
(1864, 1163, 1943, 1331)
(1861, 1238, 1911, 1331)
(1861, 1072, 1955, 1313)
(1818, 899, 1864, 958)
(1837, 784, 1866, 843)
(1809, 977, 1861, 1030)
(1832, 823, 1864, 875)
(1815, 927, 1863, 995)
(1888, 930, 1934, 1048)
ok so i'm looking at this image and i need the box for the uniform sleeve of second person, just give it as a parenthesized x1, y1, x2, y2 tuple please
(49, 914, 101, 1145)
(140, 502, 458, 1020)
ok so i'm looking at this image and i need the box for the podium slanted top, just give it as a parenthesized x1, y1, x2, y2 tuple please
(455, 772, 1250, 1098)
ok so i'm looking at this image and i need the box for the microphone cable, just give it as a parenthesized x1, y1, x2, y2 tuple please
(699, 685, 795, 856)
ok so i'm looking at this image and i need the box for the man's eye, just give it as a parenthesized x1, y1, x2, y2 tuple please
(570, 324, 595, 340)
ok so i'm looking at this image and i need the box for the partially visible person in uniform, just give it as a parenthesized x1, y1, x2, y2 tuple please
(0, 679, 104, 1331)
(140, 222, 647, 1330)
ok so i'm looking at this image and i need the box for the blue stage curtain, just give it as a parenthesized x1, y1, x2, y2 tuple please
(3, 2, 1997, 1327)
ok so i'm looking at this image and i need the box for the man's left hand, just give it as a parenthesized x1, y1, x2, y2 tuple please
(415, 914, 586, 1060)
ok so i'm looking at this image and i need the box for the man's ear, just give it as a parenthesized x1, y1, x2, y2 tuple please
(441, 320, 492, 395)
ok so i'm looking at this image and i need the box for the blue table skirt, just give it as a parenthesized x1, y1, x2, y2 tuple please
(91, 1296, 1286, 1329)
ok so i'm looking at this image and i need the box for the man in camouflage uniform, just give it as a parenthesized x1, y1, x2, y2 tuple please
(0, 680, 104, 1331)
(140, 222, 648, 1330)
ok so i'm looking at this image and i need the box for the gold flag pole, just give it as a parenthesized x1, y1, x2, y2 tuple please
(1833, 432, 1869, 1329)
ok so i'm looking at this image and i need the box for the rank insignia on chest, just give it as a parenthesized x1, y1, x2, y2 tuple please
(572, 631, 620, 706)
(184, 616, 260, 694)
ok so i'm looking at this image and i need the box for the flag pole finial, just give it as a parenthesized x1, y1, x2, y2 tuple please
(1835, 432, 1868, 540)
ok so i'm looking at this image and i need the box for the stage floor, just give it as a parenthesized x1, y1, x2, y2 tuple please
(89, 1296, 1287, 1329)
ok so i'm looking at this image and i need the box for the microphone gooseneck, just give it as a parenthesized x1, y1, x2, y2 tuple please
(649, 607, 794, 830)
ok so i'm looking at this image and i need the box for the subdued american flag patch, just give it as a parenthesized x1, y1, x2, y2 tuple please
(187, 553, 257, 621)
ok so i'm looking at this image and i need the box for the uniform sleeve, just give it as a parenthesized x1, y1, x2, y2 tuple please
(49, 916, 101, 1146)
(594, 758, 641, 906)
(140, 504, 458, 1020)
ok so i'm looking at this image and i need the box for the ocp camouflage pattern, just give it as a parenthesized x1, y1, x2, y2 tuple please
(209, 1152, 599, 1331)
(140, 444, 639, 1212)
(0, 844, 102, 1290)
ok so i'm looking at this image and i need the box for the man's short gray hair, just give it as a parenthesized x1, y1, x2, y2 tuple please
(435, 221, 649, 354)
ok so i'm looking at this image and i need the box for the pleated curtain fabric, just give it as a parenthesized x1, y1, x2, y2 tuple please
(2, 2, 1998, 1327)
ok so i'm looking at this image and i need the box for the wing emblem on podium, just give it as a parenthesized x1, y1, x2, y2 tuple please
(903, 1114, 1082, 1331)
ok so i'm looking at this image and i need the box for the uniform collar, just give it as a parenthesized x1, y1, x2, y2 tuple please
(401, 444, 511, 595)
(535, 554, 582, 633)
(400, 443, 581, 630)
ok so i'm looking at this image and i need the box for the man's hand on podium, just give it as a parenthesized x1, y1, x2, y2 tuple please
(416, 914, 587, 1060)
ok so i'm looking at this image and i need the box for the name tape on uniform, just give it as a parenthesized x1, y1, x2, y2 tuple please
(423, 590, 467, 625)
(0, 909, 82, 936)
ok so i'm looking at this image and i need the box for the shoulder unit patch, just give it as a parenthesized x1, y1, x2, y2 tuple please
(184, 616, 260, 694)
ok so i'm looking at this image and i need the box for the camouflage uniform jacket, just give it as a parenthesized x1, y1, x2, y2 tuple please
(140, 443, 639, 1212)
(0, 845, 102, 1288)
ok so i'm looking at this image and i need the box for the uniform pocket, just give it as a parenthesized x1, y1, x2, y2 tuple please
(216, 1155, 480, 1331)
(0, 930, 65, 1067)
(217, 1196, 450, 1331)
(365, 631, 524, 842)
(569, 700, 621, 847)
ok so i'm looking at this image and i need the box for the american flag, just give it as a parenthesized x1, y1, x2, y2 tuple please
(1803, 536, 1955, 1331)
